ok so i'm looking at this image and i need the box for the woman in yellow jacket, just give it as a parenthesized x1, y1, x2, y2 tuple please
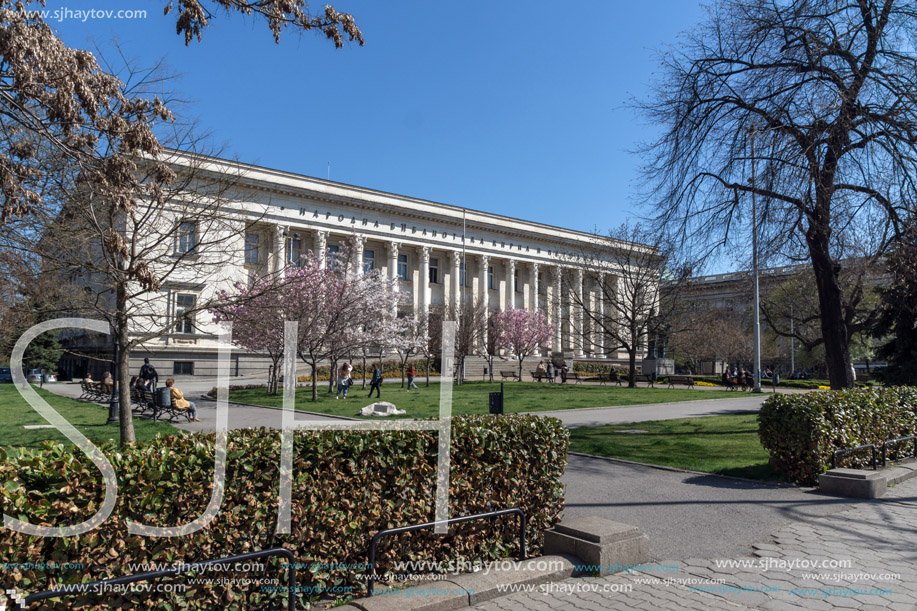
(165, 378, 201, 421)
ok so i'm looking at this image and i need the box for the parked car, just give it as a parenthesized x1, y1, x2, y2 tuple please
(26, 369, 57, 383)
(0, 367, 12, 383)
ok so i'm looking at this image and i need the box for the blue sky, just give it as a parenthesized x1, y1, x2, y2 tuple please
(48, 1, 708, 234)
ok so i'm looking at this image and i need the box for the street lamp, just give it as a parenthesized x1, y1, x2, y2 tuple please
(107, 328, 120, 423)
(749, 126, 763, 393)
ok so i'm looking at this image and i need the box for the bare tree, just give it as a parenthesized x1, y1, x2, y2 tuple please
(447, 297, 487, 385)
(760, 260, 881, 362)
(640, 0, 917, 388)
(567, 223, 691, 387)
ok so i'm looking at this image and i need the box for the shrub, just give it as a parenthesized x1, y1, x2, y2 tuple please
(758, 387, 917, 485)
(0, 415, 567, 609)
(572, 362, 628, 375)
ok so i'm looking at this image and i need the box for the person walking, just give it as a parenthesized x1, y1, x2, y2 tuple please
(406, 363, 418, 391)
(139, 357, 158, 391)
(367, 363, 383, 398)
(336, 363, 353, 399)
(164, 378, 200, 421)
(546, 360, 555, 382)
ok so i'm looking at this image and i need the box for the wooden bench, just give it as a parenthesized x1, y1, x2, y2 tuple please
(530, 371, 554, 383)
(666, 375, 696, 389)
(564, 372, 584, 384)
(499, 370, 520, 381)
(633, 374, 655, 388)
(599, 372, 624, 386)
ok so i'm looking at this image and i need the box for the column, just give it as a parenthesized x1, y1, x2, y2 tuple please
(574, 268, 585, 357)
(553, 266, 562, 352)
(531, 263, 540, 312)
(479, 254, 490, 343)
(315, 230, 328, 267)
(506, 258, 516, 310)
(596, 273, 605, 357)
(450, 250, 462, 316)
(353, 234, 366, 273)
(386, 241, 400, 282)
(419, 246, 431, 328)
(269, 225, 285, 273)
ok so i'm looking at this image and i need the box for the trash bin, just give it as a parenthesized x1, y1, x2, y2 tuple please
(156, 387, 171, 407)
(488, 391, 503, 415)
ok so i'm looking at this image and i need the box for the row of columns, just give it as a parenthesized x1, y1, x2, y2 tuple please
(268, 226, 611, 356)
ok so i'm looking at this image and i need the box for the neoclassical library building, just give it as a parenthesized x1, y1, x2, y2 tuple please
(60, 152, 647, 379)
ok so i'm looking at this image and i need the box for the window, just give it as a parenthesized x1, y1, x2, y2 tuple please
(175, 294, 196, 334)
(429, 257, 439, 284)
(514, 269, 520, 293)
(244, 232, 261, 265)
(173, 361, 194, 376)
(327, 244, 340, 269)
(397, 254, 409, 281)
(538, 272, 546, 295)
(488, 266, 495, 290)
(176, 221, 197, 254)
(363, 249, 375, 272)
(460, 262, 466, 287)
(287, 233, 302, 266)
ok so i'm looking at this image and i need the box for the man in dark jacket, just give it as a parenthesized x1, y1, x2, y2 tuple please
(139, 358, 159, 391)
(367, 363, 383, 398)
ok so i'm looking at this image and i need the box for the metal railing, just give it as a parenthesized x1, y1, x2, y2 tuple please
(25, 548, 297, 610)
(366, 508, 526, 596)
(832, 444, 877, 470)
(881, 436, 917, 467)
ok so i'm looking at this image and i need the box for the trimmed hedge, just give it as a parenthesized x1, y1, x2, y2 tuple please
(758, 387, 917, 485)
(0, 415, 567, 609)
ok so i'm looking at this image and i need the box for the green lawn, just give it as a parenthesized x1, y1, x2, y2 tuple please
(568, 412, 781, 480)
(0, 384, 183, 454)
(228, 380, 739, 419)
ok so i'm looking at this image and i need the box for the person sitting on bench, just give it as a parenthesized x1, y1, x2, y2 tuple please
(165, 378, 200, 421)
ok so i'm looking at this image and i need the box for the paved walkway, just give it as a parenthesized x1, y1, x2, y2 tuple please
(525, 394, 770, 428)
(471, 475, 917, 611)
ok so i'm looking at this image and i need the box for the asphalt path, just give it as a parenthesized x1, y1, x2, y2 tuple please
(561, 453, 859, 561)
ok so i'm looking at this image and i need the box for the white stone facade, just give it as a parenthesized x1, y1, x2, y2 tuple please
(87, 153, 643, 377)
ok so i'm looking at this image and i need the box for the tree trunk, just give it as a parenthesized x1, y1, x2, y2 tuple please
(310, 361, 318, 402)
(116, 283, 136, 446)
(328, 358, 337, 393)
(627, 349, 637, 388)
(806, 223, 854, 389)
(518, 355, 524, 381)
(425, 357, 431, 387)
(361, 355, 367, 389)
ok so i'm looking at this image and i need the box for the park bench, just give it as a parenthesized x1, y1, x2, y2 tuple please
(80, 381, 113, 403)
(666, 375, 695, 389)
(530, 371, 554, 383)
(564, 372, 584, 384)
(599, 372, 624, 386)
(500, 370, 520, 381)
(78, 381, 98, 401)
(135, 389, 192, 423)
(633, 374, 655, 388)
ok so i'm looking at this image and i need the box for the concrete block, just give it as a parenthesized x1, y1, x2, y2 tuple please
(351, 579, 469, 611)
(543, 517, 650, 576)
(818, 468, 887, 499)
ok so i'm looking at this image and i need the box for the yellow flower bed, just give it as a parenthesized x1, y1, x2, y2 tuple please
(695, 380, 718, 386)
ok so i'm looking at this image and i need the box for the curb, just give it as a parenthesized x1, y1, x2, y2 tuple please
(335, 554, 578, 611)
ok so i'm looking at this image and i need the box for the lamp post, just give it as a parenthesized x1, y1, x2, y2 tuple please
(749, 127, 762, 393)
(107, 329, 120, 424)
